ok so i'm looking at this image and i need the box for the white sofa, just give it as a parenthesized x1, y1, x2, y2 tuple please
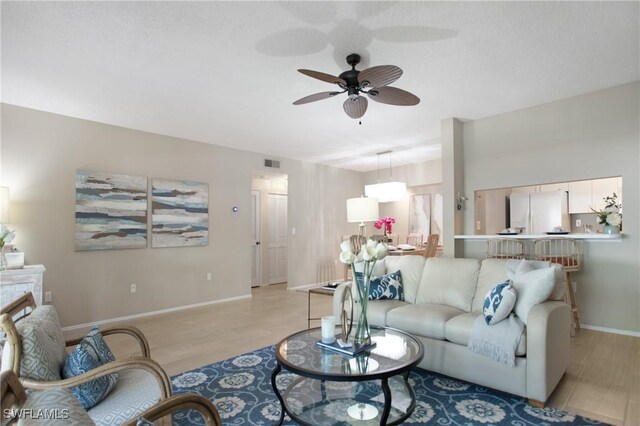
(332, 256, 570, 405)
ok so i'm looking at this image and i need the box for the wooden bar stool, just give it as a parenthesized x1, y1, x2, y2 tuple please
(534, 238, 581, 335)
(485, 238, 525, 259)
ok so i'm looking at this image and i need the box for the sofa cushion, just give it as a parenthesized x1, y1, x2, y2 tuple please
(511, 265, 555, 324)
(384, 256, 425, 303)
(365, 300, 409, 327)
(415, 258, 480, 312)
(473, 259, 511, 313)
(482, 280, 517, 325)
(368, 270, 403, 301)
(445, 312, 526, 356)
(507, 259, 566, 301)
(386, 303, 464, 339)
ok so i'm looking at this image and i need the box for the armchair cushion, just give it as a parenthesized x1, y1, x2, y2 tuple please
(1, 306, 67, 381)
(87, 369, 161, 426)
(19, 387, 94, 426)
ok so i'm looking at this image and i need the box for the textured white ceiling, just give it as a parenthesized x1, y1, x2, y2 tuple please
(2, 2, 638, 171)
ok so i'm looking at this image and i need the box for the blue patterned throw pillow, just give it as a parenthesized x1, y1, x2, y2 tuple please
(482, 280, 517, 325)
(62, 327, 117, 409)
(356, 270, 404, 301)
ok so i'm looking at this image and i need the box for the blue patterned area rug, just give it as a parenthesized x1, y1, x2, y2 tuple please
(170, 345, 603, 425)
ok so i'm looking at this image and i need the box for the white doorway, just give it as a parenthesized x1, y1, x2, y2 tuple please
(251, 173, 288, 286)
(268, 193, 287, 284)
(251, 190, 261, 287)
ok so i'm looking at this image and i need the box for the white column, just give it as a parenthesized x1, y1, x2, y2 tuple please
(441, 118, 465, 257)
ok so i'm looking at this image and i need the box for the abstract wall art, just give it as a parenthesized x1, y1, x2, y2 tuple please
(75, 170, 148, 251)
(151, 178, 209, 248)
(409, 194, 431, 237)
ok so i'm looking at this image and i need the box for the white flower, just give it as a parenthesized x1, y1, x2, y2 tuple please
(361, 240, 377, 261)
(605, 206, 618, 213)
(375, 242, 388, 260)
(0, 225, 15, 247)
(339, 250, 356, 264)
(606, 212, 622, 226)
(340, 240, 353, 254)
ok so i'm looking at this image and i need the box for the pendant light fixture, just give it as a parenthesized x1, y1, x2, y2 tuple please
(364, 151, 407, 203)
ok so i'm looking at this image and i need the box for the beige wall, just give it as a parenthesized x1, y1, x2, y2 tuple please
(1, 104, 362, 327)
(461, 81, 640, 333)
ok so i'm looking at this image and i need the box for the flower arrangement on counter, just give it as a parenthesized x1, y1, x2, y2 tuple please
(591, 193, 622, 228)
(374, 216, 395, 236)
(0, 225, 15, 250)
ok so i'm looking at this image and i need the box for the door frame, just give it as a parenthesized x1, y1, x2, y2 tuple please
(251, 189, 262, 287)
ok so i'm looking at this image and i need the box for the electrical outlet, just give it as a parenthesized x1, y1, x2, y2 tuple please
(130, 284, 137, 293)
(291, 227, 296, 235)
(44, 292, 52, 303)
(476, 221, 481, 231)
(575, 219, 582, 227)
(206, 272, 212, 281)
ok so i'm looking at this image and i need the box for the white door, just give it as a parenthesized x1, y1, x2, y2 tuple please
(268, 193, 287, 285)
(251, 190, 261, 287)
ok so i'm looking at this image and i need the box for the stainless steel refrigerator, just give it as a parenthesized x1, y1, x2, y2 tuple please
(510, 191, 570, 234)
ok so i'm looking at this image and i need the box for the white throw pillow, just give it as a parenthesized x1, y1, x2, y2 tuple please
(511, 266, 555, 324)
(507, 259, 565, 301)
(482, 280, 517, 325)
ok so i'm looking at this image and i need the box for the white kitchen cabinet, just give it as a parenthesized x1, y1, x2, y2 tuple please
(568, 180, 592, 213)
(591, 177, 622, 211)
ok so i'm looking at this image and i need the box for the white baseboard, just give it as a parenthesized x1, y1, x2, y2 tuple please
(61, 294, 252, 332)
(287, 282, 324, 291)
(581, 324, 640, 337)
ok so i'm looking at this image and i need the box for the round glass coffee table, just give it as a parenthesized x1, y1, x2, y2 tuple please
(271, 326, 424, 425)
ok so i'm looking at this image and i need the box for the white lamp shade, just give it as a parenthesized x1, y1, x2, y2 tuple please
(364, 182, 407, 203)
(346, 197, 379, 223)
(0, 187, 9, 223)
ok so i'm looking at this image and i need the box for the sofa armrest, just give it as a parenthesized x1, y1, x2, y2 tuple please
(526, 300, 571, 402)
(332, 281, 352, 320)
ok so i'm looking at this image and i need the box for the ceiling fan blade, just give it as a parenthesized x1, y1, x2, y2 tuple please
(293, 91, 342, 105)
(367, 86, 420, 106)
(298, 69, 346, 85)
(357, 65, 402, 88)
(343, 96, 368, 119)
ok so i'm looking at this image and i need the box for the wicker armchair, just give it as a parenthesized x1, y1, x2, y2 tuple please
(0, 293, 187, 425)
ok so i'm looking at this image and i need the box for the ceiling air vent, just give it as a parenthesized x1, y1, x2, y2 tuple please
(264, 159, 280, 169)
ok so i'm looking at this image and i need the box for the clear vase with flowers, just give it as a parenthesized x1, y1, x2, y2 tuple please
(339, 239, 388, 346)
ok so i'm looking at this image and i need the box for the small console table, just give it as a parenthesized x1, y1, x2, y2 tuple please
(0, 265, 46, 309)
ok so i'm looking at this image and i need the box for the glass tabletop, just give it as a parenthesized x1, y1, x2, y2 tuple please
(275, 326, 423, 381)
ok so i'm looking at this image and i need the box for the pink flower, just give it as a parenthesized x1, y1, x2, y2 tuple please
(374, 217, 395, 234)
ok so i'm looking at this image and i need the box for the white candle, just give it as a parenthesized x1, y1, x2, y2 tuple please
(321, 316, 336, 343)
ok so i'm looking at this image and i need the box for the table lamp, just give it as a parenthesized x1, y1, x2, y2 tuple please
(346, 197, 379, 237)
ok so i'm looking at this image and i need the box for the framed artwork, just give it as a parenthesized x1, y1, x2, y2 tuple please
(432, 193, 443, 245)
(409, 194, 431, 237)
(75, 170, 148, 251)
(152, 178, 209, 248)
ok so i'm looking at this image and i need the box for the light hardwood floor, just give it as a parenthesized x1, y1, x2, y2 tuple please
(65, 284, 639, 425)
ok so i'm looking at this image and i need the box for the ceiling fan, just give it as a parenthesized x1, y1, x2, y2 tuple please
(293, 53, 420, 119)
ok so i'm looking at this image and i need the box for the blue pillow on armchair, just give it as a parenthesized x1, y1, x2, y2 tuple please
(356, 270, 404, 301)
(62, 327, 117, 409)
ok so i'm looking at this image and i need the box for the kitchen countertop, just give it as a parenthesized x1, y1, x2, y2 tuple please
(455, 233, 622, 241)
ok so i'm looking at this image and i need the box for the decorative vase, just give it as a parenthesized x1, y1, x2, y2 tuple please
(353, 272, 371, 346)
(602, 224, 620, 234)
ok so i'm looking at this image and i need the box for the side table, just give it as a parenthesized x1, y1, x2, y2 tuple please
(0, 265, 46, 309)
